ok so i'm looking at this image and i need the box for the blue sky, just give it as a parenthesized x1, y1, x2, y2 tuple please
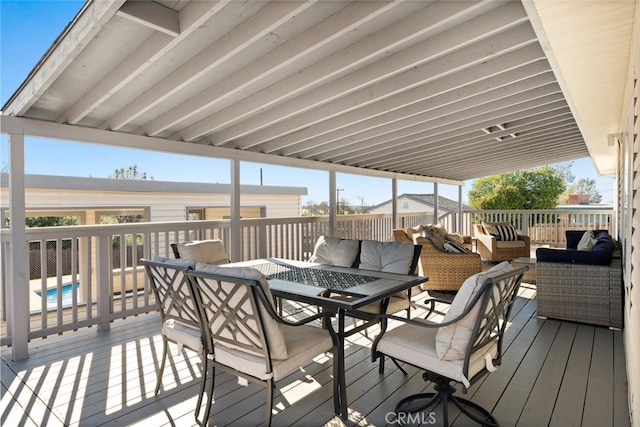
(0, 0, 614, 205)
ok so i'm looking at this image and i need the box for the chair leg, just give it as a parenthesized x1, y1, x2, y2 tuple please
(199, 361, 216, 424)
(194, 356, 208, 418)
(155, 337, 169, 395)
(266, 379, 274, 427)
(333, 351, 340, 415)
(394, 378, 498, 427)
(378, 354, 385, 374)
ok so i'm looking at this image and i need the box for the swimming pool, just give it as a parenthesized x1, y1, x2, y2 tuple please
(36, 283, 80, 306)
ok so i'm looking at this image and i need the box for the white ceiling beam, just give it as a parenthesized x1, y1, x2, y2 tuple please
(255, 57, 551, 155)
(102, 1, 314, 132)
(425, 137, 587, 177)
(282, 66, 556, 159)
(376, 115, 580, 172)
(0, 116, 462, 186)
(116, 0, 179, 36)
(302, 55, 555, 165)
(59, 1, 228, 125)
(139, 0, 407, 137)
(400, 119, 582, 170)
(315, 83, 563, 163)
(2, 0, 125, 117)
(212, 11, 535, 147)
(343, 99, 571, 167)
(175, 0, 506, 142)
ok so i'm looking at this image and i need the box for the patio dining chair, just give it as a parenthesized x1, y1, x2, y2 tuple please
(171, 239, 230, 264)
(185, 264, 339, 426)
(372, 262, 526, 426)
(332, 239, 422, 337)
(142, 257, 211, 419)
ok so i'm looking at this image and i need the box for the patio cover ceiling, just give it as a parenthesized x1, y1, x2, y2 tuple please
(2, 0, 635, 182)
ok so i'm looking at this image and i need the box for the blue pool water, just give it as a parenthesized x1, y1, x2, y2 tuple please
(37, 283, 79, 306)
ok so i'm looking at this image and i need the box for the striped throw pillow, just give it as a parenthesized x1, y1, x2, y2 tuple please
(443, 240, 469, 253)
(494, 224, 518, 241)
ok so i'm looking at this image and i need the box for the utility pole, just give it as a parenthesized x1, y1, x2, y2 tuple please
(336, 188, 344, 214)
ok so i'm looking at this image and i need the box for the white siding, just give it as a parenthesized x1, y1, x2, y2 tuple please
(620, 12, 639, 424)
(0, 188, 302, 223)
(369, 199, 441, 215)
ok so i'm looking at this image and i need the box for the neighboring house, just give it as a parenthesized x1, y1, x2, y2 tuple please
(0, 173, 307, 225)
(367, 193, 467, 217)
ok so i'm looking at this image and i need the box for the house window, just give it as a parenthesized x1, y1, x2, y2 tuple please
(401, 201, 409, 209)
(188, 208, 205, 220)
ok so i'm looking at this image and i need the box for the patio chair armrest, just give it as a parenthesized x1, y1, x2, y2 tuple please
(474, 232, 496, 250)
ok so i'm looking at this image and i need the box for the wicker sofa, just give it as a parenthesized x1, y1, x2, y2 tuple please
(535, 230, 623, 329)
(393, 226, 482, 291)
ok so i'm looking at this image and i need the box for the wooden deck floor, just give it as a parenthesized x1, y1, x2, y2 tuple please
(1, 283, 630, 427)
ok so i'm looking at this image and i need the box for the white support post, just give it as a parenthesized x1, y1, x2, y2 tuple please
(8, 132, 29, 360)
(329, 171, 337, 237)
(96, 233, 112, 331)
(391, 178, 398, 230)
(433, 182, 439, 224)
(457, 185, 464, 234)
(230, 159, 241, 261)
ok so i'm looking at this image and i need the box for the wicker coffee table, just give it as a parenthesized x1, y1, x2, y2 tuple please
(512, 257, 536, 283)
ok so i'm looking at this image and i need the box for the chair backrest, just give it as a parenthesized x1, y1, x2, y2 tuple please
(308, 235, 360, 267)
(186, 264, 290, 363)
(435, 262, 526, 375)
(142, 257, 200, 329)
(358, 239, 420, 275)
(171, 239, 230, 264)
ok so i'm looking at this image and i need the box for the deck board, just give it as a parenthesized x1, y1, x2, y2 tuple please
(1, 287, 630, 427)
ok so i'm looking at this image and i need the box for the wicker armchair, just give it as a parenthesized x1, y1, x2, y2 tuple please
(393, 228, 482, 291)
(473, 223, 530, 262)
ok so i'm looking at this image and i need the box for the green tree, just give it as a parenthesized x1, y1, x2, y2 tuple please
(109, 165, 154, 180)
(468, 166, 566, 210)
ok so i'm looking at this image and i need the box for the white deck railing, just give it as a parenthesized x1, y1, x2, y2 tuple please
(0, 209, 613, 348)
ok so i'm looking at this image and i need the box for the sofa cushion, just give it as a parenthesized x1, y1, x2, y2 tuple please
(566, 229, 609, 249)
(577, 231, 596, 251)
(536, 231, 614, 265)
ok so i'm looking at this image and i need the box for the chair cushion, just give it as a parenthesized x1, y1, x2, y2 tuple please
(177, 240, 229, 264)
(308, 236, 360, 267)
(376, 326, 498, 387)
(213, 323, 333, 381)
(162, 318, 203, 355)
(352, 294, 410, 315)
(194, 263, 289, 360)
(358, 240, 414, 274)
(495, 240, 525, 249)
(435, 261, 513, 360)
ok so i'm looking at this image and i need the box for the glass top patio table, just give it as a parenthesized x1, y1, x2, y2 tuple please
(230, 257, 428, 419)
